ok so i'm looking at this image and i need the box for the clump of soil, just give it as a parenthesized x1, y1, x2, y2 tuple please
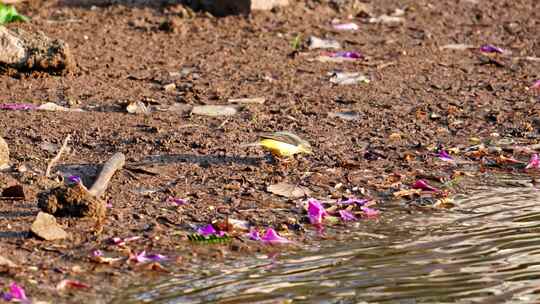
(37, 183, 106, 220)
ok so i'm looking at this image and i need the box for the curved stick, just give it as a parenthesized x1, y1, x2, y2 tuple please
(88, 152, 125, 197)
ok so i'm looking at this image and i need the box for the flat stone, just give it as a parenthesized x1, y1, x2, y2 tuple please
(31, 212, 69, 241)
(0, 136, 8, 168)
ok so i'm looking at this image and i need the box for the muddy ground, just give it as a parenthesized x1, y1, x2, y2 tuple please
(0, 0, 539, 302)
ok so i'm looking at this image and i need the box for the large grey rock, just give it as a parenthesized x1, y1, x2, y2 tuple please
(0, 26, 74, 73)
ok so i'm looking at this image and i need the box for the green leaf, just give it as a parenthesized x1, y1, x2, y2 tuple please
(0, 3, 29, 25)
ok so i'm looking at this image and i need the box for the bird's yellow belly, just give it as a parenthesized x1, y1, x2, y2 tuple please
(259, 139, 300, 157)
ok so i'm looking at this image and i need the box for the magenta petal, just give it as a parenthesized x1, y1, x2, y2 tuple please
(480, 44, 504, 54)
(339, 210, 357, 221)
(8, 283, 27, 301)
(437, 150, 454, 162)
(361, 206, 380, 217)
(308, 198, 328, 226)
(338, 198, 368, 206)
(145, 253, 167, 262)
(197, 224, 217, 236)
(333, 22, 359, 31)
(167, 197, 187, 205)
(67, 175, 81, 184)
(247, 229, 261, 241)
(412, 179, 440, 192)
(526, 154, 540, 169)
(261, 228, 290, 244)
(331, 51, 363, 59)
(0, 103, 37, 111)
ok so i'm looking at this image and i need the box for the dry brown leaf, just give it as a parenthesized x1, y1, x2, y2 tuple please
(267, 182, 311, 198)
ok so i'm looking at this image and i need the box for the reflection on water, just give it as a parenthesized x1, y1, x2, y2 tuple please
(114, 174, 540, 303)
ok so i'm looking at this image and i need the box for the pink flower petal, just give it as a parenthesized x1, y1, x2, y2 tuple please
(197, 224, 217, 236)
(2, 282, 28, 302)
(361, 206, 380, 217)
(0, 103, 37, 111)
(132, 251, 167, 263)
(437, 150, 454, 162)
(339, 210, 357, 221)
(412, 179, 440, 192)
(330, 51, 363, 59)
(338, 198, 368, 206)
(166, 197, 187, 205)
(333, 22, 359, 31)
(307, 198, 328, 227)
(247, 229, 261, 241)
(261, 228, 290, 244)
(531, 80, 540, 90)
(526, 154, 540, 169)
(57, 279, 90, 290)
(480, 44, 504, 54)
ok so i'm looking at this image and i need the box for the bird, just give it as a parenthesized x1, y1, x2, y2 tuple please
(242, 131, 312, 158)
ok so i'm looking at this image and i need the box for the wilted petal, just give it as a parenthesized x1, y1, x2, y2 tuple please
(480, 44, 504, 54)
(0, 103, 37, 111)
(197, 224, 217, 236)
(361, 206, 380, 217)
(3, 282, 27, 301)
(307, 198, 328, 227)
(247, 229, 261, 241)
(57, 279, 90, 290)
(437, 150, 454, 162)
(330, 51, 363, 59)
(132, 251, 167, 263)
(339, 210, 357, 221)
(166, 197, 187, 205)
(526, 154, 540, 169)
(261, 228, 290, 244)
(333, 22, 359, 31)
(412, 179, 440, 192)
(338, 198, 368, 206)
(67, 175, 81, 184)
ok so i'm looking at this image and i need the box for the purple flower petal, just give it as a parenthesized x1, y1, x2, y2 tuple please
(437, 150, 454, 162)
(339, 210, 357, 221)
(111, 236, 141, 246)
(133, 251, 167, 263)
(197, 224, 218, 236)
(3, 283, 27, 302)
(247, 229, 261, 241)
(166, 197, 187, 205)
(92, 250, 103, 257)
(338, 198, 368, 206)
(361, 206, 380, 217)
(526, 154, 540, 169)
(333, 22, 359, 31)
(67, 175, 81, 184)
(261, 228, 290, 244)
(0, 103, 37, 111)
(330, 51, 363, 59)
(412, 179, 440, 192)
(307, 198, 328, 227)
(480, 44, 504, 54)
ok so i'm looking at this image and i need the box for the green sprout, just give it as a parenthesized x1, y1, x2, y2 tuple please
(290, 34, 302, 51)
(0, 3, 28, 25)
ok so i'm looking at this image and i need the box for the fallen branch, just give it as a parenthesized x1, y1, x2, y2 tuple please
(45, 134, 71, 178)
